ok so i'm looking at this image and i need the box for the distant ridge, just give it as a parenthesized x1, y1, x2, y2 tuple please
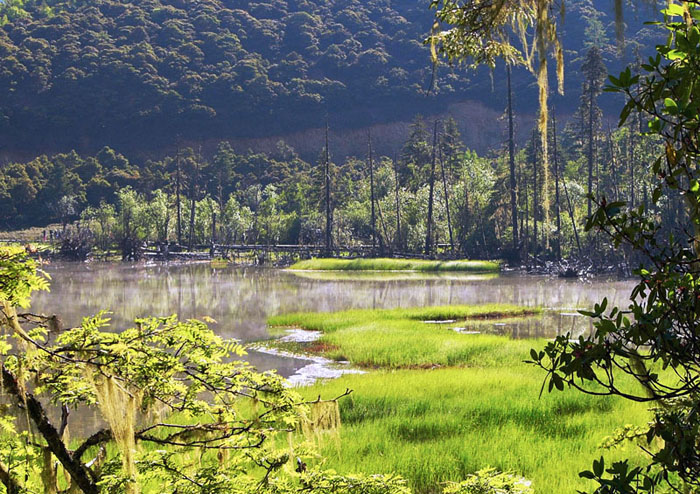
(0, 0, 660, 158)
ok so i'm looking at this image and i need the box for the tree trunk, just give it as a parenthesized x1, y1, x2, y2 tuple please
(608, 127, 620, 201)
(507, 65, 519, 255)
(524, 180, 530, 261)
(368, 131, 376, 253)
(554, 116, 582, 256)
(393, 156, 402, 252)
(376, 198, 390, 254)
(629, 121, 636, 208)
(176, 145, 182, 246)
(0, 459, 20, 494)
(461, 172, 470, 255)
(532, 130, 539, 254)
(188, 158, 198, 251)
(439, 147, 454, 253)
(425, 121, 438, 257)
(552, 115, 562, 260)
(1, 363, 99, 494)
(217, 171, 225, 239)
(518, 160, 524, 254)
(643, 184, 648, 213)
(587, 83, 595, 219)
(324, 122, 332, 253)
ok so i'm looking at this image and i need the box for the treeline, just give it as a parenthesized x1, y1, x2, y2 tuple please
(0, 117, 664, 263)
(0, 124, 499, 255)
(0, 0, 657, 155)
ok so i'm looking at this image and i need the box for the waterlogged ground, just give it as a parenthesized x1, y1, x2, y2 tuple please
(24, 261, 644, 492)
(31, 261, 635, 378)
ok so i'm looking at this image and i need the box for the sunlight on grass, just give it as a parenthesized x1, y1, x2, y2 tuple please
(287, 270, 499, 282)
(268, 305, 542, 368)
(267, 305, 653, 494)
(302, 368, 649, 494)
(288, 258, 501, 273)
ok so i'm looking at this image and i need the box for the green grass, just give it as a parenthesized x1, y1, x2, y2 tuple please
(288, 258, 501, 273)
(0, 224, 62, 242)
(301, 368, 649, 494)
(287, 270, 499, 282)
(267, 305, 654, 493)
(267, 305, 542, 368)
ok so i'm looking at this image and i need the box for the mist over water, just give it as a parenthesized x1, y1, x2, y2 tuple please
(30, 262, 636, 375)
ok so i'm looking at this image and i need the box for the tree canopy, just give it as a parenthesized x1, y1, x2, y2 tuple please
(0, 0, 456, 153)
(0, 0, 659, 157)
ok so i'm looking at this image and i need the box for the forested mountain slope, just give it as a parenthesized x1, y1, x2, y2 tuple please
(0, 0, 659, 157)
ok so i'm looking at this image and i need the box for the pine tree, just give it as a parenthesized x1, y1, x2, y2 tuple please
(401, 115, 431, 189)
(578, 46, 607, 219)
(507, 65, 519, 257)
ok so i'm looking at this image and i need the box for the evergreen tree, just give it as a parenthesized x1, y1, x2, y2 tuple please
(401, 115, 431, 189)
(578, 46, 607, 218)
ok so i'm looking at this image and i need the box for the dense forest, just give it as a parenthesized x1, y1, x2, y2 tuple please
(0, 105, 667, 263)
(0, 0, 659, 156)
(0, 0, 672, 263)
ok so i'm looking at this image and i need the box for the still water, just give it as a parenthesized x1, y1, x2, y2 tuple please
(30, 262, 637, 379)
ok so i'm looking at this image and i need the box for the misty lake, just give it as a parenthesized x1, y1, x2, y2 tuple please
(30, 262, 636, 382)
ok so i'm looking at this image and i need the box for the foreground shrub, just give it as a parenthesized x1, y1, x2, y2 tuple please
(443, 469, 533, 494)
(0, 246, 414, 494)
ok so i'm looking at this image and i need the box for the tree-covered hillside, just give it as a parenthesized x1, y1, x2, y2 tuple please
(0, 0, 447, 153)
(0, 0, 658, 157)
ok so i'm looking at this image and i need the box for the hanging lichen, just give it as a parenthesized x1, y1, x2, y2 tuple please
(1, 300, 31, 351)
(41, 448, 58, 494)
(535, 0, 552, 248)
(88, 370, 143, 494)
(285, 430, 296, 474)
(430, 0, 571, 250)
(301, 400, 341, 448)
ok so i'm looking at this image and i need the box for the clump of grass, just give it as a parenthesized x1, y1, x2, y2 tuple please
(301, 367, 649, 494)
(268, 305, 654, 493)
(288, 258, 501, 273)
(267, 305, 541, 368)
(269, 305, 540, 331)
(210, 258, 229, 268)
(288, 270, 499, 282)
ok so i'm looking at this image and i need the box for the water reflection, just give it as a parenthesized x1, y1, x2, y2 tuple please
(30, 262, 636, 375)
(450, 310, 592, 339)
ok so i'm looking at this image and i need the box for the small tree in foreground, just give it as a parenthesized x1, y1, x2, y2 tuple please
(0, 246, 408, 494)
(531, 4, 700, 493)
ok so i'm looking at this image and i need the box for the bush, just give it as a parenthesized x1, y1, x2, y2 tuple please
(442, 469, 534, 494)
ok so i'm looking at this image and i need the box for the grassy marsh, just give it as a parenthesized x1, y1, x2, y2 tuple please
(287, 270, 499, 282)
(288, 258, 501, 273)
(300, 368, 649, 494)
(268, 305, 542, 368)
(268, 305, 651, 493)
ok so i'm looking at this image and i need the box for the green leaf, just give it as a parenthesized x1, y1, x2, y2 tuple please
(663, 4, 686, 17)
(593, 457, 605, 477)
(665, 97, 679, 113)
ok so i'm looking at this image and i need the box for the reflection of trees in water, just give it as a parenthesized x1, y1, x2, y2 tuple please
(32, 264, 632, 342)
(35, 264, 300, 340)
(463, 312, 594, 339)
